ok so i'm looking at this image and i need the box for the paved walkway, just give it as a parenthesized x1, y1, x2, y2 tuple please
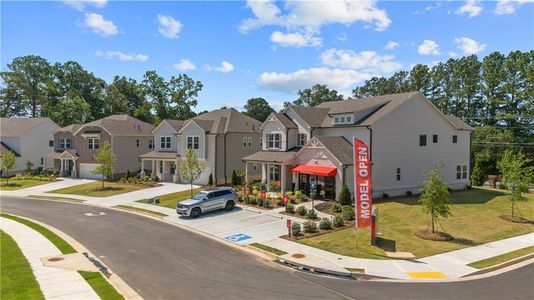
(0, 217, 100, 300)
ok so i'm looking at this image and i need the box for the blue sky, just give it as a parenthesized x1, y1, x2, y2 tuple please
(2, 1, 533, 113)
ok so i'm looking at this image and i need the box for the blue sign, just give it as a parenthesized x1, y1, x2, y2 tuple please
(311, 178, 316, 188)
(225, 234, 252, 243)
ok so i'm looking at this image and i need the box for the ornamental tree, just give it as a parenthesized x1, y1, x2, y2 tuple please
(419, 166, 451, 233)
(497, 149, 533, 218)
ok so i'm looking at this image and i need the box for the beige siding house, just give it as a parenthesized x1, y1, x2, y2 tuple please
(244, 92, 473, 199)
(179, 109, 262, 185)
(0, 118, 59, 174)
(46, 115, 154, 179)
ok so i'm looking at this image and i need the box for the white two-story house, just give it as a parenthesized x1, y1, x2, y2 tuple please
(243, 92, 473, 199)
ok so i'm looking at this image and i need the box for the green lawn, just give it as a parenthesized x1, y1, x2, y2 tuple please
(49, 181, 147, 197)
(468, 246, 534, 269)
(299, 188, 534, 259)
(250, 243, 288, 256)
(1, 213, 76, 254)
(136, 187, 203, 209)
(78, 271, 124, 300)
(0, 230, 45, 300)
(0, 178, 57, 190)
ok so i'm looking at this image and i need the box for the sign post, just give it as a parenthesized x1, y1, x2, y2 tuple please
(287, 219, 292, 237)
(283, 194, 289, 211)
(371, 208, 378, 245)
(353, 137, 373, 229)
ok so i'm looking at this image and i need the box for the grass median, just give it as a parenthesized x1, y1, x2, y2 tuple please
(136, 187, 203, 209)
(0, 230, 45, 300)
(78, 271, 124, 300)
(468, 246, 534, 269)
(49, 181, 147, 197)
(0, 178, 57, 190)
(298, 187, 534, 259)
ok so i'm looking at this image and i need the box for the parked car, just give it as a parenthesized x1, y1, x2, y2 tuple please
(176, 187, 237, 217)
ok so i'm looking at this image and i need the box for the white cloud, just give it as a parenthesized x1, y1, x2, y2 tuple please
(417, 40, 441, 55)
(239, 0, 391, 33)
(270, 31, 322, 47)
(95, 51, 148, 62)
(336, 33, 348, 41)
(320, 49, 402, 74)
(206, 61, 235, 73)
(257, 67, 372, 94)
(82, 13, 118, 36)
(385, 41, 399, 50)
(456, 0, 483, 18)
(495, 0, 533, 15)
(449, 51, 458, 58)
(62, 0, 107, 11)
(413, 2, 442, 15)
(455, 37, 486, 54)
(157, 14, 182, 39)
(173, 59, 196, 71)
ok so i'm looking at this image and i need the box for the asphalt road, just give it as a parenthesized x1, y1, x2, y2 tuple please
(1, 196, 533, 300)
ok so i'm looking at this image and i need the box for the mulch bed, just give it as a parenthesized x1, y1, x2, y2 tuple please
(499, 214, 532, 224)
(415, 229, 454, 241)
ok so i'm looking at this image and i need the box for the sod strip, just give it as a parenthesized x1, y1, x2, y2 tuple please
(0, 230, 45, 300)
(78, 271, 125, 300)
(468, 246, 534, 269)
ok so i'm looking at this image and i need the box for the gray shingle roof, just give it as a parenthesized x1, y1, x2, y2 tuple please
(243, 149, 298, 163)
(272, 113, 297, 129)
(56, 124, 82, 133)
(192, 109, 262, 133)
(313, 136, 353, 165)
(163, 120, 186, 132)
(446, 115, 474, 131)
(0, 117, 56, 137)
(0, 141, 20, 157)
(139, 151, 180, 159)
(287, 106, 330, 128)
(80, 115, 155, 136)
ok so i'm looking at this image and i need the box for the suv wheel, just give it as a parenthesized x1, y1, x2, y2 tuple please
(225, 201, 235, 211)
(190, 207, 202, 218)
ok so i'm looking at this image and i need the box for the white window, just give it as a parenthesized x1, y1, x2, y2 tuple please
(396, 168, 401, 181)
(297, 133, 307, 147)
(457, 165, 468, 180)
(333, 115, 353, 125)
(253, 163, 257, 170)
(160, 136, 171, 149)
(346, 116, 352, 123)
(340, 116, 346, 123)
(248, 137, 252, 147)
(60, 138, 71, 149)
(88, 138, 99, 149)
(266, 133, 281, 149)
(136, 139, 139, 147)
(269, 164, 281, 181)
(187, 136, 199, 149)
(243, 137, 248, 147)
(149, 139, 154, 149)
(334, 117, 340, 123)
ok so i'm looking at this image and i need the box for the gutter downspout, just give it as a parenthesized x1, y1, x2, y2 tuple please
(214, 134, 218, 184)
(285, 128, 289, 151)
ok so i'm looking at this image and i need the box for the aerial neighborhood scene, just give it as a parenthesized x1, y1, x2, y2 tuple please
(1, 1, 533, 299)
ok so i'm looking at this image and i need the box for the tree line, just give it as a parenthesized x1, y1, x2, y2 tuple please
(1, 55, 202, 126)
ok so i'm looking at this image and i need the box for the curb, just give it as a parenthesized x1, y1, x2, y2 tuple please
(2, 213, 142, 300)
(463, 253, 534, 277)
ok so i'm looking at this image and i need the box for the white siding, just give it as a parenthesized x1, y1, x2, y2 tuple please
(154, 122, 178, 152)
(19, 119, 58, 171)
(262, 119, 287, 151)
(371, 94, 471, 196)
(179, 122, 206, 159)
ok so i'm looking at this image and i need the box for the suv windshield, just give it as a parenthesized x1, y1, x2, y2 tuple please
(192, 192, 208, 200)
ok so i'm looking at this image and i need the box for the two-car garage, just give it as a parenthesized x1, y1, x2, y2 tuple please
(78, 163, 100, 179)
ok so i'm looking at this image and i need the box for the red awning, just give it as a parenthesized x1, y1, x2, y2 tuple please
(290, 165, 337, 176)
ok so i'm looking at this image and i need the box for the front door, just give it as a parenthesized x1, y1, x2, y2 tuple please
(324, 176, 336, 200)
(67, 160, 74, 176)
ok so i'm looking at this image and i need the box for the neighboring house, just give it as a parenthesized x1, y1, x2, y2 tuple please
(243, 92, 473, 199)
(0, 117, 59, 175)
(178, 109, 262, 185)
(139, 120, 184, 182)
(46, 115, 154, 179)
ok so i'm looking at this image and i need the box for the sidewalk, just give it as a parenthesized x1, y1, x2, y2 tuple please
(0, 217, 100, 299)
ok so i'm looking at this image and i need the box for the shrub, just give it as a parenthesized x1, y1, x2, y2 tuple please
(406, 190, 412, 196)
(276, 199, 284, 207)
(257, 199, 264, 207)
(153, 175, 160, 182)
(338, 184, 352, 206)
(342, 205, 355, 221)
(285, 204, 295, 214)
(319, 218, 332, 230)
(294, 190, 303, 199)
(249, 197, 258, 205)
(291, 222, 301, 236)
(306, 209, 317, 220)
(382, 192, 389, 199)
(519, 183, 529, 193)
(269, 180, 279, 192)
(296, 206, 307, 216)
(303, 221, 318, 233)
(498, 182, 506, 189)
(289, 195, 297, 204)
(333, 215, 345, 228)
(125, 169, 131, 179)
(208, 173, 214, 186)
(331, 202, 342, 213)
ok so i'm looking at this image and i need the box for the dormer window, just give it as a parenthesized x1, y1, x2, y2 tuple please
(297, 133, 307, 147)
(266, 133, 281, 149)
(333, 114, 353, 125)
(160, 136, 171, 149)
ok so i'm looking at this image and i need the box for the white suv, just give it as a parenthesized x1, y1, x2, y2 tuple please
(176, 187, 237, 218)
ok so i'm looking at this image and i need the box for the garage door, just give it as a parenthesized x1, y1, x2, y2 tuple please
(79, 163, 100, 179)
(180, 166, 211, 185)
